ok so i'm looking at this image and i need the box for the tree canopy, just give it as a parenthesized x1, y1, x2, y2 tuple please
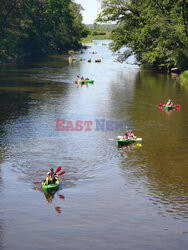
(0, 0, 89, 62)
(97, 0, 188, 70)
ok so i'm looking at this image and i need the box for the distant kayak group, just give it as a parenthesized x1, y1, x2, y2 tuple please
(68, 55, 101, 64)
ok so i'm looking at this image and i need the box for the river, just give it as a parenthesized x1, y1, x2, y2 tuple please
(0, 40, 188, 250)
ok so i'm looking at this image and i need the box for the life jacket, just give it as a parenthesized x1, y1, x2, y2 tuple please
(129, 133, 134, 138)
(123, 135, 128, 139)
(45, 176, 54, 185)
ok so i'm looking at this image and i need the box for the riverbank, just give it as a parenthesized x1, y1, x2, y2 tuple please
(180, 70, 188, 85)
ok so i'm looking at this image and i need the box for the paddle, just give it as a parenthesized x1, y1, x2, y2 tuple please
(158, 103, 181, 108)
(58, 171, 65, 176)
(58, 194, 65, 200)
(55, 166, 62, 174)
(55, 206, 61, 214)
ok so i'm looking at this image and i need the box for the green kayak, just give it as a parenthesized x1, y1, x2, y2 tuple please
(69, 58, 76, 62)
(165, 105, 175, 110)
(118, 137, 142, 146)
(78, 79, 94, 84)
(42, 178, 59, 193)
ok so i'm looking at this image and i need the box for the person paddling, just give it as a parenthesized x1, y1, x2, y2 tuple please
(123, 133, 128, 139)
(43, 169, 57, 185)
(43, 172, 54, 185)
(166, 99, 173, 107)
(128, 130, 134, 139)
(49, 168, 55, 177)
(49, 168, 57, 183)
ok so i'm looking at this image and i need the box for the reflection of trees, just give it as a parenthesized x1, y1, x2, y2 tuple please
(0, 55, 70, 130)
(116, 70, 188, 218)
(0, 54, 71, 225)
(0, 215, 4, 250)
(0, 155, 5, 249)
(0, 91, 30, 127)
(120, 153, 188, 218)
(0, 54, 71, 179)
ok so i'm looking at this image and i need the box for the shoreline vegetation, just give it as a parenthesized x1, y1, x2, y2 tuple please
(0, 0, 187, 82)
(96, 0, 188, 75)
(180, 70, 188, 86)
(81, 24, 113, 43)
(0, 0, 89, 64)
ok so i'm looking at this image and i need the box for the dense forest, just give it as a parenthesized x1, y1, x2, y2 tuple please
(0, 0, 89, 63)
(97, 0, 188, 71)
(1, 0, 188, 72)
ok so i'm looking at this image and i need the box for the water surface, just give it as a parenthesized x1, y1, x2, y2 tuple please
(0, 40, 188, 250)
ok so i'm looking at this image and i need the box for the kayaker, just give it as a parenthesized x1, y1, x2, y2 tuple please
(123, 133, 128, 139)
(166, 99, 173, 106)
(43, 172, 54, 185)
(128, 130, 134, 139)
(49, 168, 55, 177)
(49, 168, 57, 183)
(43, 170, 57, 185)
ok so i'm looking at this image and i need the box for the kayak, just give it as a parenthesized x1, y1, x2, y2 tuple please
(165, 105, 175, 110)
(118, 137, 142, 146)
(78, 79, 94, 84)
(69, 58, 76, 61)
(42, 178, 59, 193)
(69, 58, 82, 62)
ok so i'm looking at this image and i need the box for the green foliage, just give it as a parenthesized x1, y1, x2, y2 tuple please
(180, 70, 188, 85)
(97, 0, 188, 70)
(82, 24, 114, 41)
(92, 31, 106, 36)
(0, 0, 89, 62)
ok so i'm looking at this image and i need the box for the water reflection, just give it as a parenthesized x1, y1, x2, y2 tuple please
(158, 107, 181, 113)
(0, 150, 5, 249)
(33, 184, 65, 214)
(0, 40, 188, 248)
(115, 67, 188, 219)
(44, 192, 65, 214)
(120, 143, 142, 152)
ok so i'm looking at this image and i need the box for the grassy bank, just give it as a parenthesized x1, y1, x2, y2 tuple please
(81, 32, 111, 44)
(180, 70, 188, 85)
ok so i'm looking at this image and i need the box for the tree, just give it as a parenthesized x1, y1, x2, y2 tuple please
(0, 0, 89, 62)
(97, 0, 188, 70)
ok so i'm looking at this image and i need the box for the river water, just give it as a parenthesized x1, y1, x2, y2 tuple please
(0, 40, 188, 250)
